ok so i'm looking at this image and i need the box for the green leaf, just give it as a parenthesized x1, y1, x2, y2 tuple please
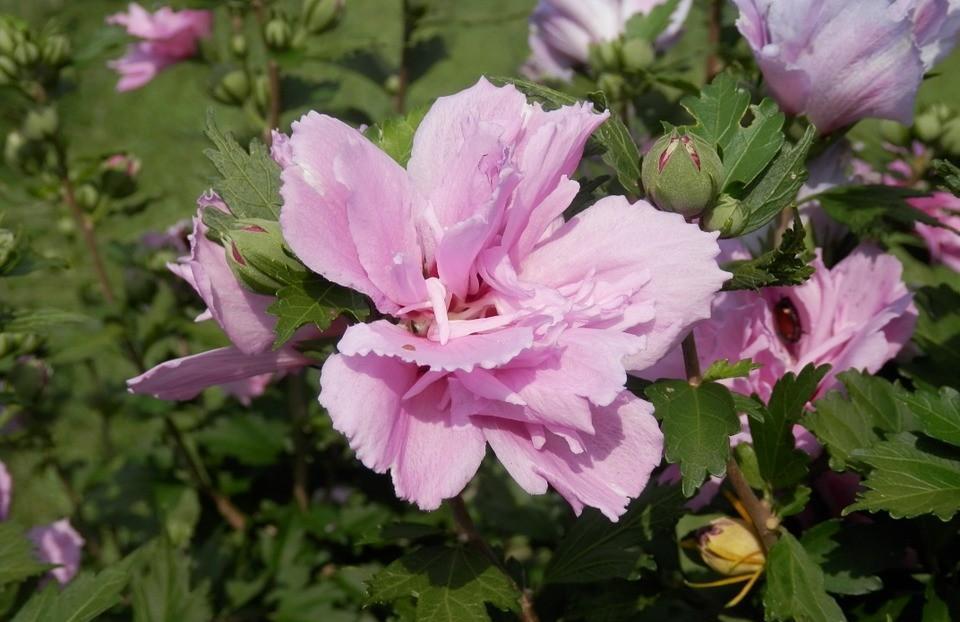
(932, 158, 960, 196)
(907, 285, 960, 390)
(0, 523, 50, 587)
(364, 106, 428, 166)
(805, 371, 910, 470)
(366, 545, 519, 621)
(224, 219, 312, 296)
(763, 531, 847, 622)
(488, 77, 642, 194)
(544, 484, 684, 584)
(899, 387, 960, 447)
(719, 99, 786, 191)
(740, 125, 816, 234)
(195, 415, 289, 466)
(681, 73, 750, 150)
(131, 540, 212, 622)
(0, 308, 91, 334)
(203, 110, 282, 220)
(645, 380, 739, 496)
(12, 567, 129, 622)
(623, 0, 680, 41)
(800, 520, 904, 596)
(846, 434, 960, 521)
(751, 364, 829, 488)
(267, 277, 369, 348)
(702, 358, 760, 383)
(722, 215, 814, 291)
(817, 185, 947, 240)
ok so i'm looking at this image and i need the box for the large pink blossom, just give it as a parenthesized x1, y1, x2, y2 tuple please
(732, 0, 960, 134)
(127, 192, 314, 402)
(911, 192, 960, 271)
(279, 78, 728, 519)
(106, 3, 212, 92)
(28, 520, 84, 585)
(648, 245, 917, 401)
(524, 0, 692, 81)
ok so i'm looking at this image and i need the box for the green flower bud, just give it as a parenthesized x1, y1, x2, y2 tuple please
(588, 39, 621, 73)
(12, 40, 38, 66)
(264, 17, 292, 50)
(303, 0, 343, 33)
(0, 27, 15, 56)
(230, 33, 248, 58)
(914, 104, 950, 143)
(40, 33, 70, 67)
(941, 117, 960, 157)
(10, 355, 50, 403)
(642, 129, 723, 217)
(73, 183, 100, 211)
(383, 74, 402, 96)
(0, 55, 18, 84)
(4, 131, 25, 168)
(225, 219, 310, 295)
(212, 69, 251, 105)
(878, 120, 909, 146)
(621, 38, 654, 72)
(597, 73, 625, 102)
(22, 106, 58, 140)
(700, 194, 748, 238)
(253, 72, 270, 112)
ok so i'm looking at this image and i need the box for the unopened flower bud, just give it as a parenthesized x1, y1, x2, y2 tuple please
(12, 40, 38, 66)
(11, 355, 51, 403)
(701, 194, 748, 238)
(588, 39, 621, 73)
(264, 17, 292, 50)
(253, 72, 271, 112)
(697, 518, 765, 577)
(212, 70, 250, 105)
(622, 38, 654, 72)
(230, 33, 248, 58)
(101, 153, 140, 198)
(914, 104, 950, 143)
(0, 55, 18, 84)
(303, 0, 343, 33)
(597, 73, 625, 102)
(642, 129, 722, 217)
(73, 183, 100, 211)
(22, 106, 58, 140)
(384, 74, 402, 96)
(941, 117, 960, 157)
(0, 27, 15, 56)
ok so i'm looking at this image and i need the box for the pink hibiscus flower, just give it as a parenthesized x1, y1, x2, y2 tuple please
(279, 78, 728, 519)
(106, 3, 212, 92)
(28, 520, 85, 585)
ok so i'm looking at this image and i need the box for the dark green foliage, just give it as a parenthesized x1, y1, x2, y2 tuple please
(723, 215, 815, 290)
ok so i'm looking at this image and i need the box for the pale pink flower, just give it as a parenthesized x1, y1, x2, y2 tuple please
(28, 519, 84, 585)
(127, 192, 315, 401)
(280, 78, 728, 519)
(731, 0, 960, 134)
(0, 461, 10, 520)
(910, 192, 960, 271)
(141, 218, 191, 254)
(106, 3, 212, 91)
(524, 0, 692, 81)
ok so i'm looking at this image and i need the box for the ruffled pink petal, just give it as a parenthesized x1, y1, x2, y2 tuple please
(482, 392, 664, 521)
(336, 320, 535, 373)
(127, 346, 310, 401)
(29, 519, 84, 585)
(280, 113, 403, 313)
(319, 354, 418, 473)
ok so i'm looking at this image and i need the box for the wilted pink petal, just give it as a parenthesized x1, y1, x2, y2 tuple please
(732, 0, 924, 134)
(910, 192, 960, 271)
(524, 0, 693, 81)
(128, 346, 311, 401)
(28, 520, 84, 585)
(106, 3, 212, 91)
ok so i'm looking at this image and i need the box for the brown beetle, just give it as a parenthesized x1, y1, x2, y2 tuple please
(773, 297, 802, 344)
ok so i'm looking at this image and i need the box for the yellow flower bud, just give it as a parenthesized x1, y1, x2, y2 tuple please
(697, 517, 765, 577)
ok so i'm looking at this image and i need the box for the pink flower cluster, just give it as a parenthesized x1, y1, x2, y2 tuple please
(0, 461, 84, 585)
(106, 3, 212, 92)
(732, 0, 960, 134)
(278, 78, 728, 519)
(525, 0, 692, 81)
